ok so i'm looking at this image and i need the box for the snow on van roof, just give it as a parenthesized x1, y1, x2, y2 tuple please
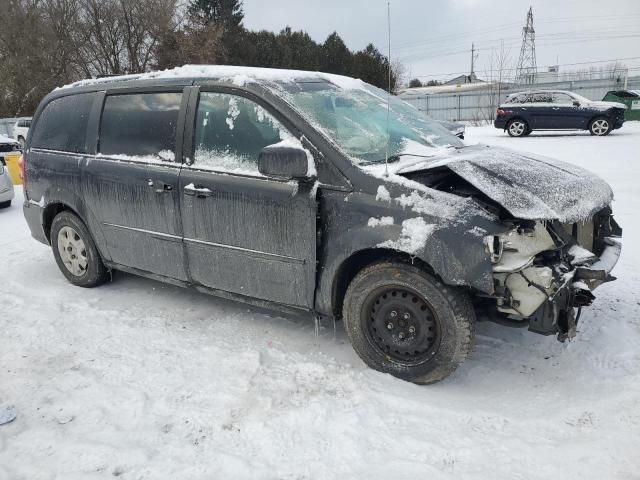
(61, 65, 370, 91)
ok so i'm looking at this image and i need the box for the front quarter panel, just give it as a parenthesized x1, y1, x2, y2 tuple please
(315, 185, 506, 316)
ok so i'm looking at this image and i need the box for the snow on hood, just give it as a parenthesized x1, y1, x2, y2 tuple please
(61, 65, 370, 92)
(397, 145, 613, 223)
(585, 100, 627, 110)
(0, 134, 17, 144)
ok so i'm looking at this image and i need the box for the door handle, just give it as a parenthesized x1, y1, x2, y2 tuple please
(184, 184, 213, 198)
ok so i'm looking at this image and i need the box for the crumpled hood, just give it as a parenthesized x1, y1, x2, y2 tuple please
(397, 145, 614, 222)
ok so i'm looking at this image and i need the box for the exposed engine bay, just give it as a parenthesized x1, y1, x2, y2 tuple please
(401, 161, 623, 342)
(485, 210, 622, 341)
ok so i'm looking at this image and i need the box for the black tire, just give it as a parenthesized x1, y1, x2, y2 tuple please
(342, 262, 475, 384)
(50, 211, 109, 288)
(0, 200, 11, 209)
(506, 119, 529, 137)
(589, 116, 612, 136)
(522, 127, 532, 136)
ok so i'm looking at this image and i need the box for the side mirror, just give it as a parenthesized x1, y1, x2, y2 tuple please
(258, 145, 313, 179)
(573, 100, 580, 107)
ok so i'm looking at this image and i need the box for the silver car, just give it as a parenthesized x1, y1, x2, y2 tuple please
(0, 134, 19, 207)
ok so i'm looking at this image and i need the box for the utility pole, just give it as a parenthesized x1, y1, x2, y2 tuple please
(470, 43, 475, 78)
(469, 43, 478, 83)
(515, 6, 537, 84)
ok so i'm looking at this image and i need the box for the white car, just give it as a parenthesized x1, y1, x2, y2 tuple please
(13, 117, 31, 147)
(0, 134, 19, 208)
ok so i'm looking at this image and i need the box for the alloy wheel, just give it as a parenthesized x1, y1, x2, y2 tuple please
(591, 119, 609, 136)
(509, 121, 526, 136)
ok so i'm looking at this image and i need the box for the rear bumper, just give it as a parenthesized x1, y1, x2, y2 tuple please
(23, 200, 49, 244)
(494, 118, 508, 129)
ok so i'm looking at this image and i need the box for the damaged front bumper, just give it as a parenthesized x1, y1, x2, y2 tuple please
(489, 213, 622, 341)
(528, 236, 621, 340)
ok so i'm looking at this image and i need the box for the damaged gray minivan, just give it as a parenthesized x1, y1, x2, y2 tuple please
(22, 66, 622, 384)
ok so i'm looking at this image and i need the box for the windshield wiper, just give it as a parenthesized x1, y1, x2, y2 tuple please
(359, 153, 436, 166)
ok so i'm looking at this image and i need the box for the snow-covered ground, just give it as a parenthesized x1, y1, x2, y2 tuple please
(1, 123, 640, 479)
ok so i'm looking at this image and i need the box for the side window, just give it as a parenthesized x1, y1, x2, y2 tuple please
(508, 94, 525, 104)
(99, 92, 182, 161)
(193, 92, 291, 175)
(31, 93, 94, 153)
(529, 93, 553, 103)
(552, 93, 572, 104)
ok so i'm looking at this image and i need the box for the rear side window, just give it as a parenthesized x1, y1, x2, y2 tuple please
(507, 94, 526, 104)
(31, 94, 94, 153)
(528, 93, 553, 103)
(99, 92, 182, 161)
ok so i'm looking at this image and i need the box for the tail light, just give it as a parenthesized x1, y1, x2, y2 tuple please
(496, 108, 506, 117)
(18, 153, 26, 187)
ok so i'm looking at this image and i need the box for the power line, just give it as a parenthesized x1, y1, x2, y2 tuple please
(394, 12, 640, 41)
(395, 30, 640, 58)
(397, 33, 640, 62)
(391, 14, 640, 51)
(410, 56, 640, 79)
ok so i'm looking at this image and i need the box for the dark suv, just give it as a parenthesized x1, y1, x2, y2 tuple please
(495, 90, 626, 137)
(22, 67, 622, 384)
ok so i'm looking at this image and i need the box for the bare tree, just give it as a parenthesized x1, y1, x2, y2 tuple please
(391, 59, 407, 93)
(0, 0, 83, 116)
(478, 39, 512, 123)
(77, 0, 178, 75)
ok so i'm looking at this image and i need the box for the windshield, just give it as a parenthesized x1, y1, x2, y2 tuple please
(569, 92, 591, 103)
(274, 81, 462, 164)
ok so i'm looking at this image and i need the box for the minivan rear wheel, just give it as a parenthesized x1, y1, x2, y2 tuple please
(51, 211, 109, 288)
(342, 262, 475, 384)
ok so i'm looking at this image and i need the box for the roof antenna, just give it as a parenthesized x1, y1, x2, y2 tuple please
(385, 1, 391, 177)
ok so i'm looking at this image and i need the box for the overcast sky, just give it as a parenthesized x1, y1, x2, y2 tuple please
(242, 0, 640, 82)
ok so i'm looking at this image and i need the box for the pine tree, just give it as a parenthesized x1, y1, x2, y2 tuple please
(187, 0, 244, 29)
(321, 32, 352, 75)
(351, 44, 395, 90)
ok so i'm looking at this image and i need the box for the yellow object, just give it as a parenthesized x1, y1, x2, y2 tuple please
(3, 153, 21, 185)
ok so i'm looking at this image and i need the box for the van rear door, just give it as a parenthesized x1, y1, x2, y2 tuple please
(81, 88, 189, 281)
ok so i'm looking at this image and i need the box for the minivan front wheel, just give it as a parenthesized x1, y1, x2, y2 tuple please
(51, 211, 109, 287)
(506, 119, 529, 137)
(342, 262, 475, 384)
(589, 117, 611, 136)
